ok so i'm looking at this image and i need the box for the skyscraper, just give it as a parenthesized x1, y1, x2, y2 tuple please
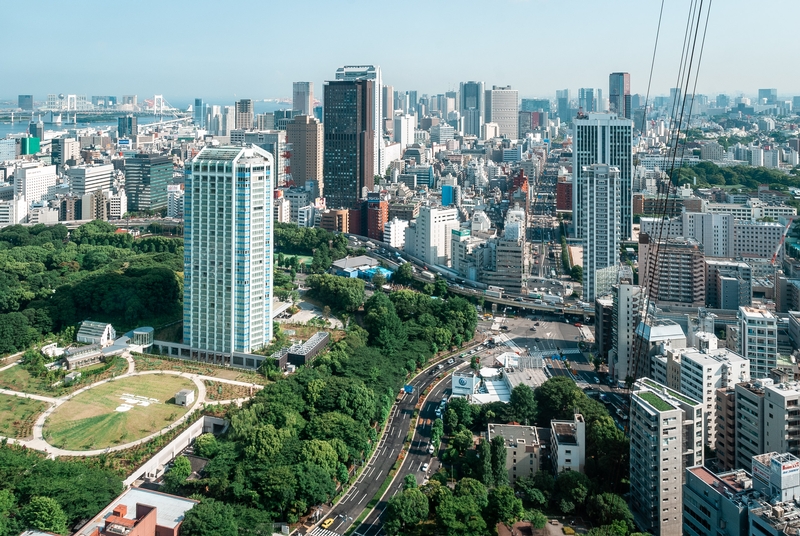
(118, 115, 137, 138)
(124, 153, 172, 211)
(459, 81, 485, 137)
(758, 88, 778, 105)
(18, 95, 33, 110)
(556, 89, 570, 121)
(335, 65, 383, 177)
(235, 99, 254, 130)
(608, 72, 631, 119)
(573, 112, 634, 239)
(286, 115, 323, 189)
(485, 86, 519, 139)
(193, 98, 204, 128)
(382, 85, 394, 119)
(183, 145, 274, 353)
(579, 164, 621, 301)
(323, 79, 375, 209)
(292, 82, 313, 115)
(578, 88, 602, 112)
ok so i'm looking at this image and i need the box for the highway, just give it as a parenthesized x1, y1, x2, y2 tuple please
(306, 346, 484, 536)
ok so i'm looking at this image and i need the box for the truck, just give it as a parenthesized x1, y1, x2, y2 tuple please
(485, 289, 502, 299)
(542, 294, 563, 305)
(421, 270, 435, 281)
(528, 292, 542, 300)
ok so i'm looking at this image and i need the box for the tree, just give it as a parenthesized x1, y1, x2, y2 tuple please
(476, 439, 493, 488)
(20, 496, 68, 535)
(587, 493, 634, 529)
(452, 429, 473, 455)
(180, 499, 238, 536)
(403, 474, 417, 490)
(524, 509, 548, 529)
(194, 433, 219, 458)
(163, 455, 192, 492)
(447, 397, 474, 429)
(490, 435, 509, 486)
(393, 263, 414, 286)
(571, 265, 583, 283)
(434, 278, 449, 297)
(487, 485, 525, 529)
(554, 470, 591, 512)
(534, 377, 582, 424)
(454, 478, 488, 509)
(385, 487, 429, 535)
(509, 385, 537, 425)
(372, 271, 386, 289)
(514, 475, 547, 508)
(435, 492, 486, 536)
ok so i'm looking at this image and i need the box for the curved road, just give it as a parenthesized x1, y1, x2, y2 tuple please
(307, 345, 488, 536)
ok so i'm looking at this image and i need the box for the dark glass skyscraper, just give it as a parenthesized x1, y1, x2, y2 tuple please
(323, 79, 375, 210)
(118, 115, 137, 138)
(609, 72, 631, 119)
(459, 81, 485, 137)
(125, 153, 172, 211)
(194, 98, 204, 128)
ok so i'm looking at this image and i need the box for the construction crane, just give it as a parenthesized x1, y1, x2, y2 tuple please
(770, 219, 793, 265)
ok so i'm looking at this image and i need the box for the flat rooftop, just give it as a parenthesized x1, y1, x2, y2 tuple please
(740, 306, 775, 319)
(76, 488, 198, 535)
(551, 422, 578, 445)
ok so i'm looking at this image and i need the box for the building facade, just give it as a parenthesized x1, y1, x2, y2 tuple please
(334, 65, 383, 177)
(183, 145, 273, 354)
(286, 115, 323, 189)
(579, 164, 621, 301)
(292, 82, 314, 116)
(124, 154, 171, 211)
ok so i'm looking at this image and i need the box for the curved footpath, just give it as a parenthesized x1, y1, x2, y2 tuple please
(0, 354, 264, 458)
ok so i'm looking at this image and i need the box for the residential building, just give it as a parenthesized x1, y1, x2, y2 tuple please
(320, 209, 349, 233)
(579, 164, 621, 301)
(13, 162, 58, 205)
(273, 193, 290, 224)
(573, 113, 633, 239)
(610, 276, 644, 381)
(550, 414, 586, 473)
(235, 99, 253, 130)
(293, 82, 314, 115)
(167, 187, 184, 219)
(68, 163, 114, 196)
(629, 379, 703, 536)
(52, 137, 81, 168)
(738, 306, 778, 378)
(639, 236, 705, 306)
(334, 65, 383, 177)
(705, 259, 752, 309)
(486, 423, 540, 485)
(323, 79, 375, 209)
(715, 386, 737, 470)
(482, 225, 526, 294)
(678, 348, 750, 448)
(609, 72, 632, 119)
(682, 466, 755, 536)
(734, 379, 769, 470)
(460, 81, 485, 137)
(286, 115, 323, 189)
(366, 193, 388, 241)
(485, 85, 519, 139)
(383, 217, 409, 249)
(700, 141, 724, 161)
(393, 113, 416, 148)
(704, 199, 796, 221)
(124, 153, 171, 211)
(183, 145, 274, 354)
(404, 205, 459, 266)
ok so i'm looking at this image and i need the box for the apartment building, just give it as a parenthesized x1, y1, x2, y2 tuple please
(629, 379, 703, 536)
(486, 424, 540, 485)
(737, 306, 778, 378)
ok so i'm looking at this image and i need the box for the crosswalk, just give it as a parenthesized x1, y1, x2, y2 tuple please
(311, 527, 342, 536)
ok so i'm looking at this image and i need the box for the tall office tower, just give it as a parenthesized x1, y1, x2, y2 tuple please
(292, 82, 313, 115)
(393, 113, 416, 148)
(206, 105, 221, 135)
(403, 205, 459, 266)
(335, 65, 383, 177)
(521, 98, 550, 112)
(573, 112, 634, 239)
(485, 86, 519, 139)
(29, 121, 44, 141)
(578, 88, 595, 112)
(118, 115, 137, 138)
(555, 89, 570, 121)
(382, 85, 394, 119)
(630, 379, 703, 536)
(14, 163, 58, 205)
(758, 88, 778, 105)
(124, 153, 172, 211)
(183, 145, 274, 353)
(323, 80, 375, 209)
(579, 164, 620, 301)
(67, 164, 115, 196)
(406, 90, 418, 115)
(52, 137, 80, 168)
(608, 72, 631, 119)
(459, 81, 485, 137)
(18, 95, 33, 110)
(286, 115, 323, 189)
(235, 99, 254, 130)
(222, 106, 236, 136)
(193, 98, 204, 128)
(737, 306, 777, 378)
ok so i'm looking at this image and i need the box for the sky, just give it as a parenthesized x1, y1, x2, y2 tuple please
(2, 0, 799, 106)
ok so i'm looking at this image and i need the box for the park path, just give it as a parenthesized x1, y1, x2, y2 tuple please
(0, 355, 264, 458)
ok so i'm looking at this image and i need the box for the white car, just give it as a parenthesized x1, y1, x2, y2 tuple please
(421, 463, 429, 472)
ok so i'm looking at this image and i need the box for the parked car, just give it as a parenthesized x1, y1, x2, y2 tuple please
(421, 463, 429, 472)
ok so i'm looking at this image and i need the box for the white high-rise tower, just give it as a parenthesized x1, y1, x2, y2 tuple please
(335, 65, 383, 177)
(579, 163, 621, 301)
(183, 145, 274, 353)
(573, 112, 633, 239)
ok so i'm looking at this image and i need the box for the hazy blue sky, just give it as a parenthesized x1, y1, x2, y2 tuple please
(2, 0, 798, 105)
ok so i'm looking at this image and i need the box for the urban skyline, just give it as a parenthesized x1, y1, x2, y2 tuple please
(2, 1, 800, 100)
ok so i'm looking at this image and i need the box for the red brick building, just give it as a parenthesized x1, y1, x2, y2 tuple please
(556, 178, 572, 211)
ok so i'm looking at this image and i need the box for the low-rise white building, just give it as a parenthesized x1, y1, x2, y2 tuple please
(550, 413, 586, 473)
(487, 423, 540, 484)
(383, 217, 409, 249)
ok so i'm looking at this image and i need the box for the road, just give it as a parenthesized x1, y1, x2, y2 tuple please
(307, 348, 481, 536)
